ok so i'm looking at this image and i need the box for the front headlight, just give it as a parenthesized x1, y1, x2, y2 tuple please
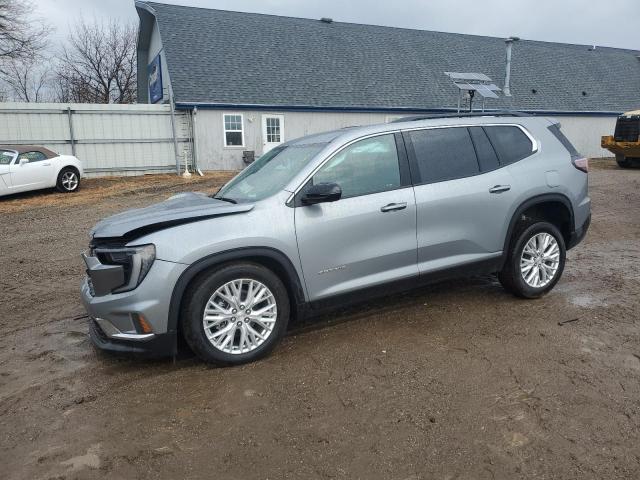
(94, 244, 156, 293)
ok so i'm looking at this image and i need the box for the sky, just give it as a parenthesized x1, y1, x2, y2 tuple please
(36, 0, 639, 51)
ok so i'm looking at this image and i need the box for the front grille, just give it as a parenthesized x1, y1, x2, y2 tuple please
(87, 277, 96, 296)
(614, 117, 640, 142)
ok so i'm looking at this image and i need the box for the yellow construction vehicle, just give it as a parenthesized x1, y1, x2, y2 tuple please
(601, 110, 640, 168)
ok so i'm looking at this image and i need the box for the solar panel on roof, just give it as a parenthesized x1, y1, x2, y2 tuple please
(444, 71, 500, 112)
(472, 84, 499, 98)
(445, 72, 492, 82)
(452, 82, 500, 97)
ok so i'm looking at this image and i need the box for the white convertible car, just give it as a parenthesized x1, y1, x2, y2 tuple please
(0, 145, 83, 197)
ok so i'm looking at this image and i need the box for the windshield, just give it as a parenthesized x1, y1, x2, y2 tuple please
(0, 150, 16, 165)
(215, 143, 326, 203)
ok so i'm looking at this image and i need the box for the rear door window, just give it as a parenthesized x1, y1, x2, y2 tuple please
(484, 126, 534, 165)
(468, 127, 500, 172)
(407, 127, 479, 183)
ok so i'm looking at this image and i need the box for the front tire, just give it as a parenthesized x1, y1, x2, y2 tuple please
(616, 155, 632, 168)
(56, 167, 80, 193)
(499, 221, 566, 299)
(181, 263, 290, 365)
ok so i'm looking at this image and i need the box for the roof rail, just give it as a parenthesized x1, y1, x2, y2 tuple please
(391, 111, 532, 123)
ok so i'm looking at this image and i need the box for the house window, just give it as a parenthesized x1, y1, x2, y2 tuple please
(223, 113, 244, 147)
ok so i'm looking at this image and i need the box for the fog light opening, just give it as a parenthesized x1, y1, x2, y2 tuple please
(131, 313, 153, 334)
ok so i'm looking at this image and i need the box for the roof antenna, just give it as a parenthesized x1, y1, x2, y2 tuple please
(320, 17, 333, 23)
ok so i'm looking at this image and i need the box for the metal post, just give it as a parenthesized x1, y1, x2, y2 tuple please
(66, 107, 76, 156)
(192, 106, 203, 176)
(167, 85, 181, 175)
(504, 36, 519, 97)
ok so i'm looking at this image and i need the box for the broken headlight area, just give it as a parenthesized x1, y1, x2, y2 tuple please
(89, 244, 156, 294)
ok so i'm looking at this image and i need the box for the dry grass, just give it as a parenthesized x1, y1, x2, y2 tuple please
(0, 171, 237, 214)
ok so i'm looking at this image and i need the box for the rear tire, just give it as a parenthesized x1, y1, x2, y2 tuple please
(499, 221, 566, 299)
(616, 155, 632, 168)
(56, 167, 80, 193)
(181, 262, 290, 366)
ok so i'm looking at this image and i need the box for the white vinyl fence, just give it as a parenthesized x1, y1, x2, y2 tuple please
(0, 102, 192, 177)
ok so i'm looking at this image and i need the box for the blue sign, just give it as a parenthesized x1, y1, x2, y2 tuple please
(148, 54, 163, 104)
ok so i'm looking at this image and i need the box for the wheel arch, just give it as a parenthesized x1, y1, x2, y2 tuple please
(501, 193, 574, 267)
(167, 247, 306, 336)
(56, 163, 81, 180)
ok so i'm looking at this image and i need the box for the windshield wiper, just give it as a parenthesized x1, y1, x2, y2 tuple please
(214, 196, 237, 204)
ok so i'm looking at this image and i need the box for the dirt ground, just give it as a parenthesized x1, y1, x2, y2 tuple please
(1, 161, 639, 480)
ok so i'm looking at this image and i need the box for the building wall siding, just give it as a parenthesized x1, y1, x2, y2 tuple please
(553, 115, 618, 158)
(193, 109, 617, 170)
(194, 110, 416, 170)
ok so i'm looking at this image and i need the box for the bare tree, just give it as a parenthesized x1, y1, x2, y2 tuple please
(55, 18, 137, 104)
(0, 0, 48, 68)
(0, 0, 50, 101)
(1, 55, 50, 101)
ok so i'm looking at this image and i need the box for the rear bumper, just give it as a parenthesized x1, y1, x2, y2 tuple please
(568, 213, 591, 250)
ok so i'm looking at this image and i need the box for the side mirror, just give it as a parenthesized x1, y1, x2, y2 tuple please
(19, 158, 28, 166)
(301, 182, 342, 205)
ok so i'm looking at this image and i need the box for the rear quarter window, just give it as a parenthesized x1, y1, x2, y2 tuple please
(484, 126, 534, 165)
(547, 124, 581, 160)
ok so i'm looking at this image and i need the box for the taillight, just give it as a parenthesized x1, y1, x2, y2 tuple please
(572, 157, 588, 173)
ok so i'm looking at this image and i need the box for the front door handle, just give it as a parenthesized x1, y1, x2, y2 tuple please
(489, 185, 511, 194)
(380, 202, 407, 212)
(42, 163, 51, 166)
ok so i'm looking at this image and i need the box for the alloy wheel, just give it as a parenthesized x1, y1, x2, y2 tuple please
(202, 278, 277, 354)
(520, 232, 560, 288)
(61, 171, 78, 191)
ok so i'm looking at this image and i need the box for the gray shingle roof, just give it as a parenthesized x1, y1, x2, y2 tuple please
(142, 2, 640, 113)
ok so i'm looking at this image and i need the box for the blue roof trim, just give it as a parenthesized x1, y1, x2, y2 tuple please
(175, 102, 622, 116)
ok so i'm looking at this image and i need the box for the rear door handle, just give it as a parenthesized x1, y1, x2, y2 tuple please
(489, 185, 511, 194)
(42, 163, 51, 166)
(380, 202, 407, 212)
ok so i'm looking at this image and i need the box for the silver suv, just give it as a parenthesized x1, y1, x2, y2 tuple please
(81, 112, 591, 365)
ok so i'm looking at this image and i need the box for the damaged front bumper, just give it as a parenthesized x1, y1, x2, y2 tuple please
(80, 253, 187, 357)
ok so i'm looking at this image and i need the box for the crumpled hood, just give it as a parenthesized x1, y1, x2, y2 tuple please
(91, 192, 254, 240)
